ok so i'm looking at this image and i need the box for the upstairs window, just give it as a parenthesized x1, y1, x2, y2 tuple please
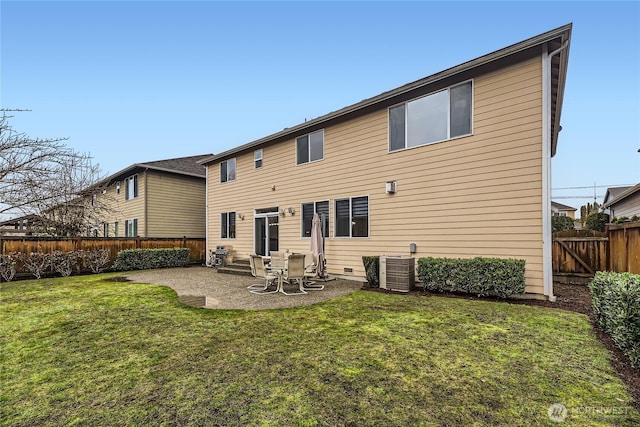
(221, 212, 236, 239)
(254, 149, 263, 169)
(335, 196, 369, 238)
(296, 130, 324, 165)
(301, 201, 329, 238)
(125, 175, 138, 200)
(220, 158, 236, 183)
(390, 81, 472, 151)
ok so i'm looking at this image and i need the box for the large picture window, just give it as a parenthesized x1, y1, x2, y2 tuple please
(389, 81, 472, 151)
(221, 212, 236, 239)
(296, 130, 324, 165)
(125, 175, 138, 200)
(335, 196, 368, 238)
(301, 201, 329, 237)
(220, 158, 236, 183)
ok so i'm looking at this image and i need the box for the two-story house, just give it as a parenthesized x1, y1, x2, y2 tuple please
(95, 154, 211, 238)
(200, 24, 572, 300)
(551, 201, 576, 219)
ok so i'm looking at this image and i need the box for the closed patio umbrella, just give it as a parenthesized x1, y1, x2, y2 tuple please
(310, 212, 324, 275)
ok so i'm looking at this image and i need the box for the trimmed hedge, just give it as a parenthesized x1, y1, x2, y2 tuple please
(417, 257, 526, 298)
(113, 248, 190, 272)
(590, 271, 640, 367)
(362, 256, 380, 287)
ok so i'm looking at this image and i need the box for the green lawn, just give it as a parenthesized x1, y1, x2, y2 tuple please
(1, 274, 638, 426)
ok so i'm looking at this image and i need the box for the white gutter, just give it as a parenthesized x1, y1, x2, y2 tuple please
(542, 41, 568, 302)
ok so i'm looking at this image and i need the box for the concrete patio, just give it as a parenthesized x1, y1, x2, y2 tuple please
(124, 266, 364, 310)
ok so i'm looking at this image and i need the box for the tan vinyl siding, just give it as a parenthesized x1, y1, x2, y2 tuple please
(145, 171, 206, 237)
(123, 173, 146, 236)
(95, 182, 123, 237)
(207, 55, 546, 295)
(97, 173, 145, 236)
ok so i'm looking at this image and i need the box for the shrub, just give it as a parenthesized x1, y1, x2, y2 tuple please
(585, 212, 609, 232)
(51, 251, 81, 277)
(589, 271, 640, 367)
(0, 253, 17, 282)
(15, 252, 51, 279)
(113, 248, 190, 272)
(417, 257, 526, 298)
(552, 216, 575, 232)
(84, 249, 112, 273)
(362, 256, 380, 287)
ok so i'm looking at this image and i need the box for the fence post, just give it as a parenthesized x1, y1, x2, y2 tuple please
(136, 236, 141, 249)
(625, 225, 629, 273)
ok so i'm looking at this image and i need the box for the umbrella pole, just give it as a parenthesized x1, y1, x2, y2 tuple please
(319, 213, 335, 282)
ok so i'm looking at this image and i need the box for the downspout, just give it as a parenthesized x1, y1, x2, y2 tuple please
(542, 41, 568, 302)
(204, 165, 210, 265)
(144, 168, 149, 237)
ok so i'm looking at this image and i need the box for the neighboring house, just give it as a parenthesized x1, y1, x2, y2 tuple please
(0, 214, 40, 236)
(200, 24, 572, 299)
(603, 184, 640, 220)
(94, 154, 211, 238)
(551, 201, 576, 219)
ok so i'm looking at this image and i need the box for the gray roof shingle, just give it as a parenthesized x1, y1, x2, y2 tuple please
(140, 154, 212, 177)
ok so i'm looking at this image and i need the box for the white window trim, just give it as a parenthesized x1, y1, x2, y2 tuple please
(296, 129, 325, 165)
(300, 200, 330, 238)
(334, 195, 370, 239)
(254, 149, 263, 170)
(125, 218, 138, 237)
(221, 211, 236, 239)
(125, 175, 138, 200)
(220, 158, 237, 183)
(388, 79, 474, 153)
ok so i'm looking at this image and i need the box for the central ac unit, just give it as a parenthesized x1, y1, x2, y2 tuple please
(380, 256, 415, 292)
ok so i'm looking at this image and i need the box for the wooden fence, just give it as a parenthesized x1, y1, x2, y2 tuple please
(0, 236, 207, 266)
(552, 229, 608, 283)
(552, 223, 640, 283)
(607, 222, 640, 275)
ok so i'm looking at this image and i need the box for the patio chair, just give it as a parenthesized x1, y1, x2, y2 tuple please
(248, 254, 279, 294)
(270, 251, 286, 269)
(281, 253, 307, 295)
(302, 251, 324, 291)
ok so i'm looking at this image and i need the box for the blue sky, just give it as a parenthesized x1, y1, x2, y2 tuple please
(1, 1, 639, 216)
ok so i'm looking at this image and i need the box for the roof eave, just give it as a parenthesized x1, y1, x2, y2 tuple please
(603, 183, 640, 208)
(551, 28, 572, 157)
(201, 23, 573, 165)
(94, 163, 205, 188)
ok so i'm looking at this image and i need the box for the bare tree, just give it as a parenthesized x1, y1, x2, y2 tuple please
(34, 158, 121, 236)
(1, 110, 116, 236)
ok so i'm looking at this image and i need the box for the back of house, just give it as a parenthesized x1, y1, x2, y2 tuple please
(201, 24, 572, 299)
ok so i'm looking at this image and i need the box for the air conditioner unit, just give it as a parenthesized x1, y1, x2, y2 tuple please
(380, 256, 415, 292)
